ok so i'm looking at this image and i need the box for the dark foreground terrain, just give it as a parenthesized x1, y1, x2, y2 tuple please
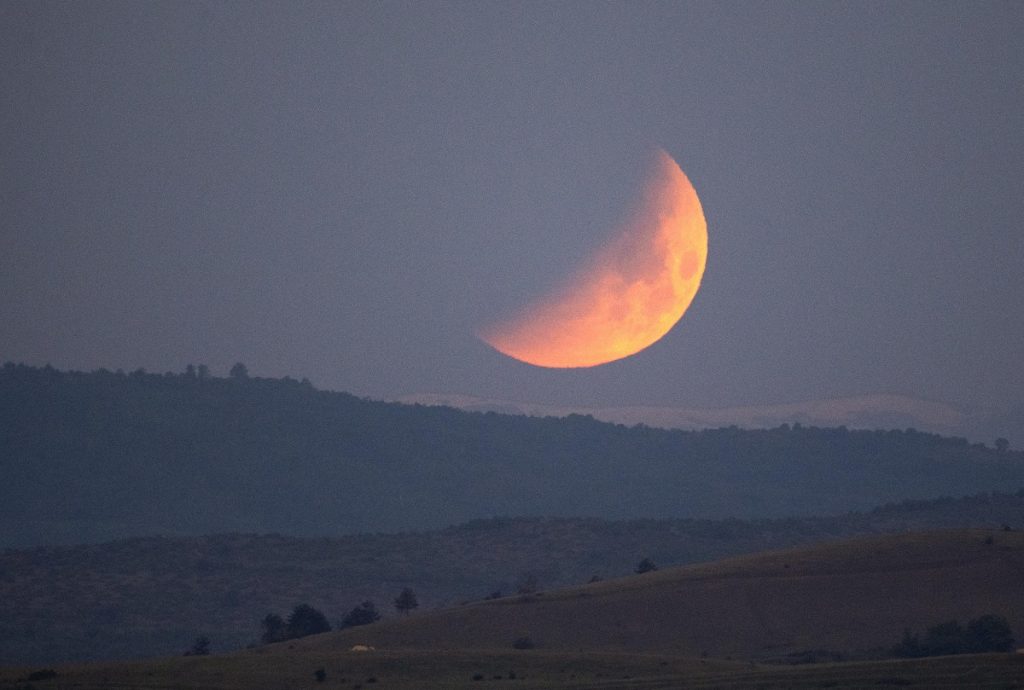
(3, 648, 1023, 690)
(2, 530, 1023, 689)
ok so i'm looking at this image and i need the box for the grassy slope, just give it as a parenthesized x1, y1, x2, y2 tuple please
(308, 529, 1024, 659)
(3, 530, 1024, 689)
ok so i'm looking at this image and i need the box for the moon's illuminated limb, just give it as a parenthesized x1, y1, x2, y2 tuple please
(479, 150, 707, 368)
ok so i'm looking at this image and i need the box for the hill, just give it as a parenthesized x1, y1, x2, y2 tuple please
(313, 529, 1024, 660)
(3, 490, 1024, 664)
(2, 363, 1023, 547)
(3, 530, 1023, 689)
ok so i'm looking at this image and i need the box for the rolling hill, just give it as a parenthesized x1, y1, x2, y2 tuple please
(2, 363, 1023, 547)
(3, 490, 1024, 664)
(3, 529, 1023, 690)
(310, 528, 1024, 659)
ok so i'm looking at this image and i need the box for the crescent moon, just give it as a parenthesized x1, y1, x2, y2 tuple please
(479, 150, 707, 368)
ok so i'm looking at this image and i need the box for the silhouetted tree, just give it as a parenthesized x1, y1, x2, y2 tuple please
(261, 613, 287, 644)
(393, 587, 419, 616)
(635, 557, 658, 574)
(340, 601, 380, 628)
(25, 670, 57, 681)
(894, 615, 1015, 658)
(185, 635, 211, 656)
(891, 629, 921, 658)
(229, 362, 249, 379)
(197, 364, 210, 379)
(286, 604, 331, 639)
(515, 573, 539, 595)
(995, 437, 1009, 452)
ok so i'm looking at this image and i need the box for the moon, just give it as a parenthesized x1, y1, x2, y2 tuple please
(479, 150, 707, 368)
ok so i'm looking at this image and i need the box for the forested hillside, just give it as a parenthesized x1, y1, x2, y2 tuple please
(2, 362, 1023, 546)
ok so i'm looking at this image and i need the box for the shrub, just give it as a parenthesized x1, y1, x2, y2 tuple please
(26, 669, 58, 681)
(635, 557, 658, 574)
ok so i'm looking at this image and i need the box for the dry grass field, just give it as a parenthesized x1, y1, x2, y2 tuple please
(3, 529, 1023, 689)
(304, 528, 1024, 659)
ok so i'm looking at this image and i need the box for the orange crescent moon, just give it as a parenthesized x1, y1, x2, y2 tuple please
(479, 150, 708, 368)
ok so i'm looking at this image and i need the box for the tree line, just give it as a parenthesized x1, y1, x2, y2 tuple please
(891, 615, 1015, 657)
(259, 589, 419, 645)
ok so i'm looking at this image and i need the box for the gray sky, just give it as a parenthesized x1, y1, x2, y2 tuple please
(2, 1, 1022, 418)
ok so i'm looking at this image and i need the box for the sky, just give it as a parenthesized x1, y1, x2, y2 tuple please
(2, 1, 1023, 423)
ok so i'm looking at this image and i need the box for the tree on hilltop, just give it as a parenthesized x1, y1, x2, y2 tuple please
(286, 603, 331, 639)
(394, 587, 419, 616)
(635, 557, 658, 574)
(966, 614, 1015, 653)
(340, 601, 381, 628)
(515, 573, 539, 595)
(184, 635, 210, 656)
(260, 613, 287, 644)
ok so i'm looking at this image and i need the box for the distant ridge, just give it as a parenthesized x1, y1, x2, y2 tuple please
(3, 362, 1023, 549)
(395, 392, 966, 436)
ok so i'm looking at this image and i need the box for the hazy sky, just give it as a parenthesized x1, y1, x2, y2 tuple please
(2, 1, 1022, 416)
